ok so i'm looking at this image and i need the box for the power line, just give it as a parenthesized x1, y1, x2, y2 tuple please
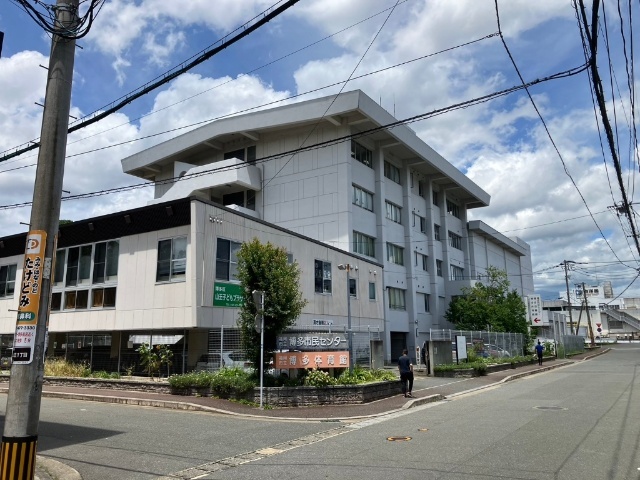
(0, 31, 499, 170)
(0, 0, 302, 162)
(494, 0, 631, 269)
(0, 61, 590, 211)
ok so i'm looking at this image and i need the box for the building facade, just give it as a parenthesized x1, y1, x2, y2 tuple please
(0, 198, 385, 372)
(121, 90, 533, 362)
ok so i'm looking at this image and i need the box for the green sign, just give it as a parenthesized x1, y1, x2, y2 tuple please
(214, 282, 244, 307)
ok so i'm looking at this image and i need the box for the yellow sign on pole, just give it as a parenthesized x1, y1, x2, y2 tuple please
(13, 231, 47, 364)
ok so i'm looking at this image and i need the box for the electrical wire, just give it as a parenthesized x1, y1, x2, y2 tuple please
(0, 0, 302, 162)
(495, 0, 633, 270)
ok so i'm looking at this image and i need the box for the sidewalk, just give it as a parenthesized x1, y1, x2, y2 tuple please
(23, 350, 606, 479)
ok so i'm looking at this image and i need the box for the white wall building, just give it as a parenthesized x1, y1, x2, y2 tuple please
(121, 90, 534, 362)
(0, 198, 385, 371)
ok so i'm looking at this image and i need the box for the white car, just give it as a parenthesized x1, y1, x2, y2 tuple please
(195, 352, 252, 371)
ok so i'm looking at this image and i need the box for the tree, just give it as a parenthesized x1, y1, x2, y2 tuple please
(444, 266, 528, 335)
(236, 238, 307, 369)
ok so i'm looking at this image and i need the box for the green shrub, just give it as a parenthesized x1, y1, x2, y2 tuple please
(90, 371, 120, 379)
(304, 369, 336, 387)
(210, 368, 255, 397)
(336, 366, 397, 385)
(473, 363, 487, 375)
(168, 371, 217, 389)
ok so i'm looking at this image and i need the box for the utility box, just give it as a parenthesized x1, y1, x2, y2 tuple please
(431, 340, 453, 368)
(370, 340, 384, 370)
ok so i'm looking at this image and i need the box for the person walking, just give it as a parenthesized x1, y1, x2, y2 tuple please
(398, 349, 414, 397)
(535, 340, 544, 366)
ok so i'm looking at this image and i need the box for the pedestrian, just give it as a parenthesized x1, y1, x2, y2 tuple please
(398, 349, 413, 397)
(535, 340, 544, 366)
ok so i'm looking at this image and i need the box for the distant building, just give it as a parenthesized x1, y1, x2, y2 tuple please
(550, 282, 640, 340)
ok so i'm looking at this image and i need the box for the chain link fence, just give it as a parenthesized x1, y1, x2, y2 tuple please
(428, 329, 525, 358)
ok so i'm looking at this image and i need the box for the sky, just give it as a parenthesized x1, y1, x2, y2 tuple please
(1, 0, 639, 301)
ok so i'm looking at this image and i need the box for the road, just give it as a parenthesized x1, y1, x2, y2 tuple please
(1, 345, 639, 479)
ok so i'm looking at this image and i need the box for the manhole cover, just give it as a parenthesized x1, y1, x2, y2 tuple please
(534, 406, 566, 411)
(387, 436, 412, 442)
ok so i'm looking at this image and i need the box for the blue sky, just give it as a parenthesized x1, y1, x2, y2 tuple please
(1, 0, 639, 300)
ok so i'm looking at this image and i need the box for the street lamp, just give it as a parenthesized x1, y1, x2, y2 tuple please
(251, 290, 265, 409)
(337, 264, 354, 373)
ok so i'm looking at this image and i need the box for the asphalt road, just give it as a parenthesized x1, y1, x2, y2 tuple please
(1, 345, 639, 479)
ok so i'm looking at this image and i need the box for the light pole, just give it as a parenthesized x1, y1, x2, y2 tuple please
(251, 290, 265, 409)
(338, 264, 354, 373)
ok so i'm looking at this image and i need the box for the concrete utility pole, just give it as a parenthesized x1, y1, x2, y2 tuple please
(1, 1, 78, 478)
(582, 282, 596, 347)
(560, 260, 585, 335)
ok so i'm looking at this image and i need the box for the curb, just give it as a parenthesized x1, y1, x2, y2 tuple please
(36, 456, 82, 480)
(401, 393, 446, 409)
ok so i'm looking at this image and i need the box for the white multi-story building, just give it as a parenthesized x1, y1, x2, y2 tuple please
(121, 90, 534, 362)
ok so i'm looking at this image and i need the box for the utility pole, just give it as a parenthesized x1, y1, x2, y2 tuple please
(559, 260, 586, 334)
(582, 282, 596, 347)
(1, 1, 78, 478)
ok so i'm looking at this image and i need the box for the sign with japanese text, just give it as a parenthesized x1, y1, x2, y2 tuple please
(213, 282, 244, 308)
(274, 351, 350, 369)
(13, 230, 47, 365)
(276, 333, 347, 351)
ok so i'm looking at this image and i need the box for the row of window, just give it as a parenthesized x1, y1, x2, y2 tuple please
(314, 259, 377, 300)
(349, 143, 462, 220)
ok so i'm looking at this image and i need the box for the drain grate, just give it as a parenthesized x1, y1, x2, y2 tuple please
(534, 406, 566, 411)
(387, 436, 412, 442)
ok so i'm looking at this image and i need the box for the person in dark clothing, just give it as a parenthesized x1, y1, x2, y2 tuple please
(398, 349, 413, 397)
(535, 340, 544, 365)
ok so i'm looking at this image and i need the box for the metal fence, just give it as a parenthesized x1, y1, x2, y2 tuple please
(557, 335, 585, 358)
(428, 329, 526, 357)
(203, 325, 383, 370)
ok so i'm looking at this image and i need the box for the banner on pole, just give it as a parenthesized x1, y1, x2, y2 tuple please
(13, 231, 47, 365)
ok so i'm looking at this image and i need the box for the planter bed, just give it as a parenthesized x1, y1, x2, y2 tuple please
(434, 358, 555, 378)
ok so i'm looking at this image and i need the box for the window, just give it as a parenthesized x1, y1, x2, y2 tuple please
(352, 185, 374, 211)
(436, 260, 443, 277)
(51, 241, 120, 311)
(448, 231, 462, 250)
(369, 282, 376, 300)
(223, 190, 256, 210)
(349, 278, 357, 297)
(423, 293, 430, 312)
(65, 290, 88, 310)
(415, 252, 428, 272)
(418, 181, 425, 198)
(92, 287, 116, 308)
(387, 243, 404, 265)
(93, 240, 119, 284)
(65, 245, 92, 286)
(315, 260, 332, 294)
(157, 236, 187, 282)
(388, 287, 406, 310)
(384, 160, 401, 184)
(385, 201, 402, 224)
(413, 214, 426, 233)
(53, 249, 66, 287)
(0, 264, 17, 298)
(446, 199, 460, 218)
(215, 238, 241, 282)
(223, 145, 256, 163)
(351, 140, 373, 168)
(432, 191, 439, 206)
(450, 265, 465, 280)
(434, 224, 441, 241)
(353, 231, 375, 257)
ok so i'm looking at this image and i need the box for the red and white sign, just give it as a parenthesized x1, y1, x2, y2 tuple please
(274, 351, 350, 369)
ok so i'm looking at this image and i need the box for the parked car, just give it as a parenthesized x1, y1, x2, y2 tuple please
(484, 344, 511, 358)
(195, 351, 252, 371)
